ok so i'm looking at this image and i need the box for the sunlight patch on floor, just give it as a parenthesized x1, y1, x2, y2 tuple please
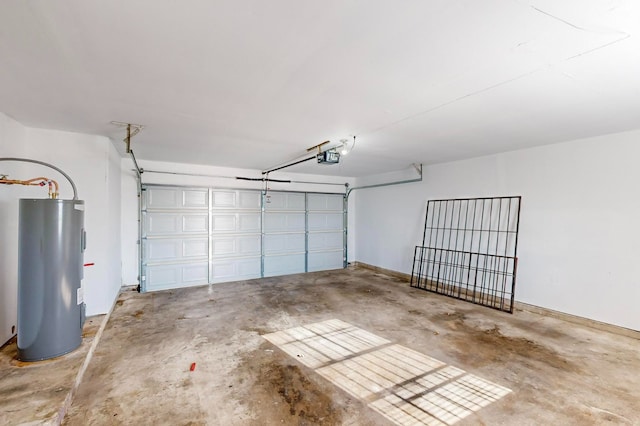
(263, 319, 511, 426)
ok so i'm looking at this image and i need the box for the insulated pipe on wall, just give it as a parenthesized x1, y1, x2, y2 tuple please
(0, 157, 78, 200)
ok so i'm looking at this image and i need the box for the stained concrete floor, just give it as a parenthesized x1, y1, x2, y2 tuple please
(60, 267, 639, 425)
(0, 315, 104, 425)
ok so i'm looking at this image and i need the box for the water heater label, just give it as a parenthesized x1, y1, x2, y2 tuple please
(74, 204, 85, 211)
(77, 287, 84, 305)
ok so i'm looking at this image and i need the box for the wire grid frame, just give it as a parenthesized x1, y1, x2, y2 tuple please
(411, 196, 522, 313)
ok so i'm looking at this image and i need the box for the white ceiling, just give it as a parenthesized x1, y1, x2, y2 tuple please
(1, 1, 639, 176)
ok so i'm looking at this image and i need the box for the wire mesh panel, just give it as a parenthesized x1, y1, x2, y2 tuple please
(411, 196, 521, 313)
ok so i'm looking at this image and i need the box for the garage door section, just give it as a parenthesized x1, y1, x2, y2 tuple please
(307, 194, 345, 272)
(210, 190, 262, 283)
(142, 187, 210, 291)
(263, 192, 306, 277)
(141, 186, 346, 291)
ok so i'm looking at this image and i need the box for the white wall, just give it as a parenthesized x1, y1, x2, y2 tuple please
(120, 159, 354, 286)
(105, 138, 122, 311)
(0, 113, 27, 345)
(4, 110, 636, 336)
(0, 114, 122, 345)
(354, 130, 640, 331)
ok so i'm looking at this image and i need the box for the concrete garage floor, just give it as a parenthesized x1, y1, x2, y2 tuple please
(64, 268, 639, 425)
(0, 316, 104, 425)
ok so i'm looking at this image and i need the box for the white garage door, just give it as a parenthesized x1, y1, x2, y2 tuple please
(210, 189, 262, 283)
(308, 193, 345, 272)
(264, 192, 307, 277)
(142, 187, 210, 291)
(141, 186, 345, 291)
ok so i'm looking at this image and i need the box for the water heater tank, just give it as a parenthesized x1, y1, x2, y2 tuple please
(17, 199, 86, 361)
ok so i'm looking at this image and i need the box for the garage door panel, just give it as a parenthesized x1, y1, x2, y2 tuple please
(147, 265, 178, 288)
(239, 191, 261, 209)
(308, 212, 343, 231)
(145, 238, 208, 262)
(212, 213, 261, 233)
(183, 215, 208, 233)
(212, 190, 237, 208)
(308, 194, 343, 211)
(183, 239, 209, 257)
(264, 233, 305, 254)
(264, 254, 305, 277)
(146, 214, 179, 234)
(265, 213, 305, 232)
(308, 232, 344, 251)
(147, 188, 178, 208)
(308, 251, 344, 272)
(212, 235, 261, 257)
(263, 191, 307, 277)
(143, 186, 210, 291)
(212, 190, 261, 209)
(265, 192, 305, 211)
(146, 240, 179, 261)
(239, 214, 261, 232)
(146, 262, 209, 291)
(239, 235, 262, 254)
(212, 238, 235, 256)
(212, 215, 235, 232)
(183, 263, 209, 282)
(146, 213, 209, 235)
(211, 257, 261, 283)
(147, 188, 208, 209)
(183, 190, 208, 208)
